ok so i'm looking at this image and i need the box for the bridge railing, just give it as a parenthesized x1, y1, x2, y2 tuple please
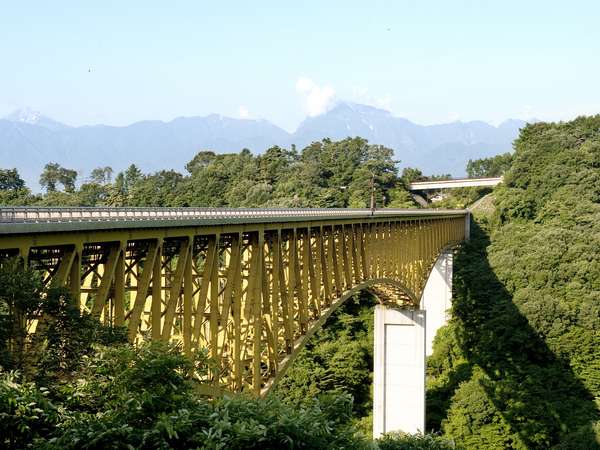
(0, 207, 466, 224)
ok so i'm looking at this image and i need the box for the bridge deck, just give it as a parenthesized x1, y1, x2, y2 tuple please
(408, 176, 503, 191)
(0, 207, 468, 234)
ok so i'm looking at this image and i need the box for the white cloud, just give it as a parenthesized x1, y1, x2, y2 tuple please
(295, 77, 336, 117)
(238, 105, 250, 119)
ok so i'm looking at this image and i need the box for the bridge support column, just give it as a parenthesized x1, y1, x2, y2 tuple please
(420, 250, 453, 356)
(373, 306, 425, 438)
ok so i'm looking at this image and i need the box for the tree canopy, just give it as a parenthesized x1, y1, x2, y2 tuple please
(1, 138, 416, 209)
(428, 116, 600, 448)
(466, 152, 513, 178)
(0, 169, 25, 192)
(39, 163, 77, 193)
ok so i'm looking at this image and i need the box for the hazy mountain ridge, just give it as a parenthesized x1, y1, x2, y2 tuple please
(1, 103, 526, 189)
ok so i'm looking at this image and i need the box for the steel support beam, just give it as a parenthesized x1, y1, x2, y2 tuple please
(0, 210, 467, 393)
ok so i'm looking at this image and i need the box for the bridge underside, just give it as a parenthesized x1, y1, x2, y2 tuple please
(0, 214, 466, 394)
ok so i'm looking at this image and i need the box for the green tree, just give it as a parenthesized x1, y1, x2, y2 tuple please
(466, 152, 513, 178)
(401, 167, 426, 184)
(39, 163, 77, 193)
(386, 187, 416, 208)
(429, 116, 600, 449)
(0, 258, 43, 370)
(181, 150, 258, 207)
(39, 163, 61, 192)
(0, 168, 32, 206)
(89, 166, 113, 184)
(0, 168, 25, 191)
(128, 170, 185, 206)
(185, 150, 217, 174)
(277, 294, 376, 422)
(124, 164, 143, 190)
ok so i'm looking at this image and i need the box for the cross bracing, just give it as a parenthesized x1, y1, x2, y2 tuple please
(0, 207, 468, 394)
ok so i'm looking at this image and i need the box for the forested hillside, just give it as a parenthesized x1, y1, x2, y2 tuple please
(428, 116, 600, 448)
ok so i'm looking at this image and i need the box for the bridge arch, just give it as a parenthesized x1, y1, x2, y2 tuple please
(261, 277, 420, 394)
(261, 242, 458, 395)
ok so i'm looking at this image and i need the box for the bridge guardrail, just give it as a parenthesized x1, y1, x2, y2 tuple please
(0, 207, 467, 224)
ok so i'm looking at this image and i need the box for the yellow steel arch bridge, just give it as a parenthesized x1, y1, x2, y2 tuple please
(0, 207, 469, 394)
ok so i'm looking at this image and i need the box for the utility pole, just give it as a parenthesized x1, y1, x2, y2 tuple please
(370, 171, 376, 215)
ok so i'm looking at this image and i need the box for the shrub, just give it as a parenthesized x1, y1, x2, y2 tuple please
(376, 431, 457, 450)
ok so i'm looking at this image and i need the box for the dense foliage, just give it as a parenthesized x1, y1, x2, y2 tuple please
(1, 260, 355, 448)
(428, 116, 600, 448)
(0, 260, 454, 448)
(0, 260, 126, 378)
(466, 152, 513, 178)
(428, 186, 491, 210)
(0, 342, 366, 449)
(0, 337, 460, 449)
(276, 295, 376, 431)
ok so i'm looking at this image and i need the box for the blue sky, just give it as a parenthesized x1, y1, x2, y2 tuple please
(1, 0, 599, 131)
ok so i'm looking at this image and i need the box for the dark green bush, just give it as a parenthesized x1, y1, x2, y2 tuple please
(377, 432, 457, 450)
(0, 342, 371, 449)
(0, 371, 60, 449)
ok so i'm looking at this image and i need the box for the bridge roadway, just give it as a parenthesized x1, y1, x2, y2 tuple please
(408, 176, 503, 191)
(0, 207, 469, 396)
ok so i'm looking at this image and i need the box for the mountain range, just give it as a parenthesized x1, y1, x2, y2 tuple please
(0, 104, 527, 190)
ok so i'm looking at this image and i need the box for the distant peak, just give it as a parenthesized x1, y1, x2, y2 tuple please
(5, 107, 43, 124)
(4, 107, 69, 130)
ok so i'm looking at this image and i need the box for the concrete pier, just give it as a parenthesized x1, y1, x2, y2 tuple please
(373, 251, 454, 437)
(420, 250, 453, 356)
(373, 306, 426, 438)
